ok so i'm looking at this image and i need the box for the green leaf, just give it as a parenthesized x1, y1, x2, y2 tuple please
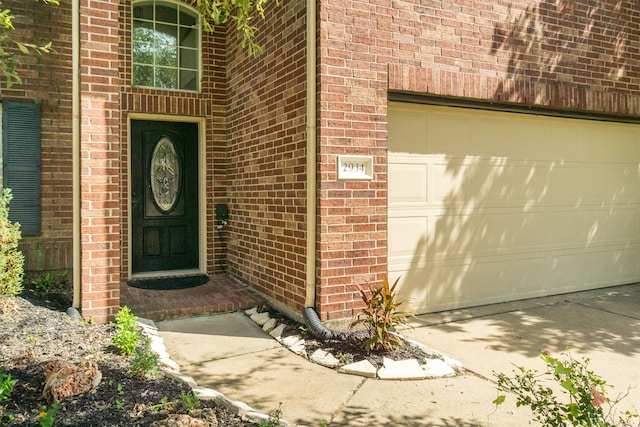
(567, 403, 579, 417)
(554, 362, 571, 375)
(560, 379, 578, 394)
(493, 395, 506, 406)
(15, 42, 29, 54)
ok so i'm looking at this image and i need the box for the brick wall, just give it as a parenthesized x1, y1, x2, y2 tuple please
(79, 0, 121, 323)
(0, 1, 74, 279)
(117, 0, 227, 278)
(225, 1, 309, 313)
(385, 0, 640, 114)
(316, 0, 640, 320)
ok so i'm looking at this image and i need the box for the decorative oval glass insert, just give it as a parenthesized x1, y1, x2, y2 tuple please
(150, 136, 181, 213)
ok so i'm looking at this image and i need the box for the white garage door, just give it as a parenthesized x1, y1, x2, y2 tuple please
(388, 102, 640, 315)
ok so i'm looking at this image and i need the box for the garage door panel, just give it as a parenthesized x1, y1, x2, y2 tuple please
(548, 165, 582, 203)
(510, 212, 549, 249)
(389, 102, 640, 315)
(582, 166, 612, 204)
(388, 160, 428, 205)
(582, 249, 638, 286)
(583, 251, 616, 285)
(469, 260, 510, 302)
(469, 115, 511, 157)
(619, 167, 640, 203)
(548, 208, 637, 248)
(431, 212, 512, 259)
(580, 209, 609, 246)
(549, 210, 585, 247)
(427, 261, 470, 312)
(427, 111, 471, 156)
(549, 253, 584, 291)
(550, 121, 585, 161)
(510, 257, 548, 296)
(608, 125, 639, 162)
(609, 208, 638, 243)
(388, 106, 427, 153)
(565, 121, 640, 164)
(388, 217, 428, 268)
(612, 249, 639, 281)
(509, 117, 554, 161)
(510, 163, 550, 205)
(582, 124, 613, 162)
(389, 269, 429, 314)
(433, 160, 511, 206)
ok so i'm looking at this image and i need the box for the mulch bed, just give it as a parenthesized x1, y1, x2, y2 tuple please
(0, 286, 261, 426)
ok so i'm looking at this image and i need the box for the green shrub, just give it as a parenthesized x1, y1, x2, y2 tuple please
(0, 369, 17, 402)
(350, 277, 413, 352)
(30, 271, 68, 293)
(176, 390, 199, 411)
(0, 188, 24, 296)
(130, 337, 159, 379)
(112, 306, 140, 356)
(259, 402, 285, 427)
(38, 403, 59, 427)
(494, 350, 639, 427)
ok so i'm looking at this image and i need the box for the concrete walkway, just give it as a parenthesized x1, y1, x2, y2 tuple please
(156, 284, 640, 426)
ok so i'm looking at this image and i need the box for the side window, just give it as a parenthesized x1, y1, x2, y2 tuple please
(132, 0, 200, 91)
(1, 101, 42, 236)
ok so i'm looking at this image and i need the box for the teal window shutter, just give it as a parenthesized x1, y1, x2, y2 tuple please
(2, 101, 41, 236)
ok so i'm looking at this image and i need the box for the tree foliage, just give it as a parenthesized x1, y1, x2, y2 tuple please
(0, 188, 24, 297)
(1, 0, 277, 86)
(192, 0, 279, 57)
(1, 0, 58, 87)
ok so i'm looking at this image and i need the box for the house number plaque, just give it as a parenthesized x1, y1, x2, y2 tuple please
(337, 155, 373, 181)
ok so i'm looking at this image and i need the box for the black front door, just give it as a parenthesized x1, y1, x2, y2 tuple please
(131, 120, 199, 273)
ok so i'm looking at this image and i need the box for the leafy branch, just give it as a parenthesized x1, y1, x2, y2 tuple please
(494, 350, 639, 426)
(192, 0, 279, 57)
(0, 0, 59, 87)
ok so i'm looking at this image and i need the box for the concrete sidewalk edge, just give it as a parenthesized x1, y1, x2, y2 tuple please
(137, 317, 296, 426)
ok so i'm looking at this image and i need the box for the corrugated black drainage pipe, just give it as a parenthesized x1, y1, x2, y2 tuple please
(302, 307, 348, 341)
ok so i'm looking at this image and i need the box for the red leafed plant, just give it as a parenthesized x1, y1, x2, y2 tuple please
(350, 277, 413, 352)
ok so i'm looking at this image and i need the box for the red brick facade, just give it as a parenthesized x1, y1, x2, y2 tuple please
(315, 0, 640, 320)
(0, 1, 74, 277)
(225, 2, 309, 313)
(2, 0, 640, 322)
(78, 0, 121, 322)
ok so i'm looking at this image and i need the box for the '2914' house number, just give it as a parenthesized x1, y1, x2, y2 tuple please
(337, 155, 374, 181)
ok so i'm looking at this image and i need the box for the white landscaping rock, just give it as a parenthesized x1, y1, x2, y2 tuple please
(159, 357, 180, 372)
(262, 318, 277, 332)
(377, 357, 425, 380)
(281, 335, 306, 356)
(310, 349, 340, 368)
(280, 335, 303, 348)
(137, 318, 158, 331)
(422, 359, 456, 378)
(269, 323, 286, 339)
(339, 360, 377, 378)
(164, 370, 199, 389)
(441, 354, 463, 372)
(148, 336, 168, 356)
(244, 307, 258, 316)
(250, 312, 270, 326)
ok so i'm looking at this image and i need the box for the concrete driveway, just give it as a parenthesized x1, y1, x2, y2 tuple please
(157, 284, 640, 426)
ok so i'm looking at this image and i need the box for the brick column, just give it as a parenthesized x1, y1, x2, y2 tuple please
(79, 0, 121, 323)
(316, 0, 389, 321)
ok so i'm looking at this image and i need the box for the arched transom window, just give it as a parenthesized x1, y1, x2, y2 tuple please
(132, 1, 200, 91)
